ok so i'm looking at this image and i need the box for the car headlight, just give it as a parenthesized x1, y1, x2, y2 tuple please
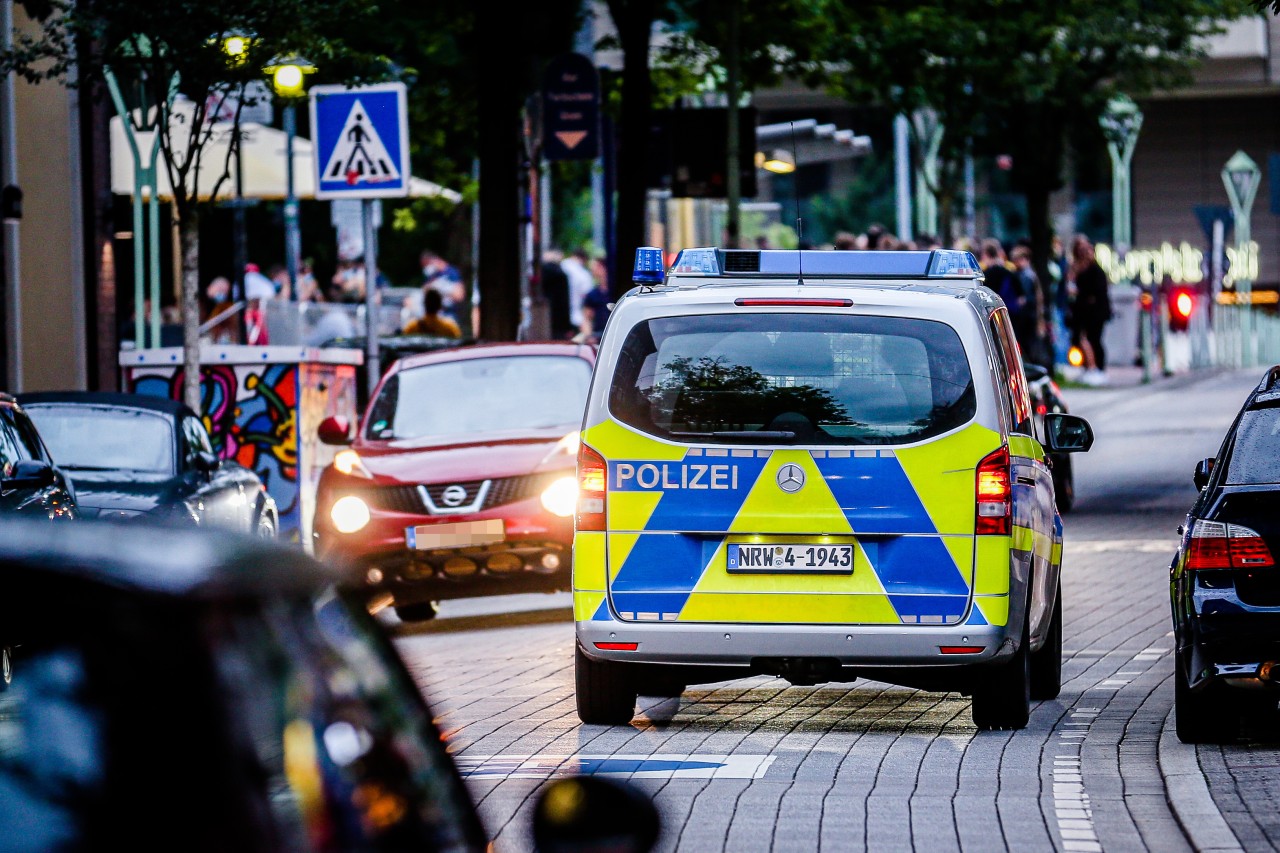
(331, 495, 371, 533)
(333, 449, 372, 477)
(540, 475, 578, 518)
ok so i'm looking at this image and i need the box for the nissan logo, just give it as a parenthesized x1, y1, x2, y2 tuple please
(441, 485, 468, 507)
(776, 464, 805, 493)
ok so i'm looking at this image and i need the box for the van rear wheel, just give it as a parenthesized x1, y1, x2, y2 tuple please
(1030, 586, 1063, 701)
(973, 618, 1031, 730)
(576, 644, 638, 725)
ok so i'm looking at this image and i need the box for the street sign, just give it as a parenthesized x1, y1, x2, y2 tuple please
(309, 82, 410, 199)
(543, 53, 599, 161)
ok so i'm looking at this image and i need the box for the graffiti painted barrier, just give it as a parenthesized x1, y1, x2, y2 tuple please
(120, 346, 362, 546)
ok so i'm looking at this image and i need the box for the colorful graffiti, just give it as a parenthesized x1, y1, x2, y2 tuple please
(127, 357, 358, 546)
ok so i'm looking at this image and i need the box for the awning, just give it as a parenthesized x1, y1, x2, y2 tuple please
(110, 98, 461, 203)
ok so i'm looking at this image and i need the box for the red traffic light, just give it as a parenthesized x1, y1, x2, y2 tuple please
(1168, 286, 1195, 332)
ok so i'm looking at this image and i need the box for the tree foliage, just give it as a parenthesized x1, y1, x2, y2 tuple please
(0, 0, 380, 407)
(821, 0, 1252, 273)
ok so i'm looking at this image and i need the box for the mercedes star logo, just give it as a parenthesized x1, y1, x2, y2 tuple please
(441, 485, 468, 507)
(776, 464, 805, 493)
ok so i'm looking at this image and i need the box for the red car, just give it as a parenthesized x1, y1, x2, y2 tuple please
(314, 343, 595, 621)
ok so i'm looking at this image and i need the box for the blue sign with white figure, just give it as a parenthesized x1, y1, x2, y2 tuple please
(309, 82, 410, 199)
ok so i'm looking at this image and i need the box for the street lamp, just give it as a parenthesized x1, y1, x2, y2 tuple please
(1223, 149, 1262, 367)
(265, 54, 316, 296)
(1099, 94, 1143, 252)
(1099, 94, 1145, 376)
(219, 30, 256, 341)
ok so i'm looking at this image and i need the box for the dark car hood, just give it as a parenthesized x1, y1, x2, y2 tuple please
(355, 427, 578, 484)
(64, 470, 185, 514)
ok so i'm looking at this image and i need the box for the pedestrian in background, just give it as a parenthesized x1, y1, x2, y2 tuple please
(421, 249, 464, 322)
(979, 239, 1018, 308)
(541, 249, 573, 340)
(1067, 235, 1112, 385)
(202, 277, 239, 344)
(1010, 246, 1049, 364)
(580, 257, 612, 343)
(402, 287, 461, 338)
(560, 247, 594, 333)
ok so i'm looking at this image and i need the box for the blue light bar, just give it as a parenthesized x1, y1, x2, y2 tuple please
(926, 250, 983, 278)
(757, 251, 931, 277)
(670, 248, 720, 276)
(665, 247, 985, 280)
(632, 246, 666, 284)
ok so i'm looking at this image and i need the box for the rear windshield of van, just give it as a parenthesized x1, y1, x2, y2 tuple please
(609, 313, 976, 445)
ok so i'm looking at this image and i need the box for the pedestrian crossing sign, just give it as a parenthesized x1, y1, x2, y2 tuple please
(309, 82, 410, 199)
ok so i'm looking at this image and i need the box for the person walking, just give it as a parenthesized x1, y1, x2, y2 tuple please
(1067, 235, 1112, 385)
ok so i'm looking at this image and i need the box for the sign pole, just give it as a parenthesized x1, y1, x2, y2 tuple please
(363, 199, 380, 394)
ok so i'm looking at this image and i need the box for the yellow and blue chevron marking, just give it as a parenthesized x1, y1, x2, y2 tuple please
(574, 419, 1024, 627)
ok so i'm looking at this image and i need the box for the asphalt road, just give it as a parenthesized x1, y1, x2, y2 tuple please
(394, 368, 1270, 852)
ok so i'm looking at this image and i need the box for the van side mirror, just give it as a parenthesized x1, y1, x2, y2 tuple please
(1042, 413, 1094, 453)
(1, 459, 54, 491)
(1194, 457, 1215, 490)
(318, 416, 353, 446)
(532, 776, 660, 853)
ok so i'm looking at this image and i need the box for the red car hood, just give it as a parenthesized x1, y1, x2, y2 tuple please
(354, 427, 577, 484)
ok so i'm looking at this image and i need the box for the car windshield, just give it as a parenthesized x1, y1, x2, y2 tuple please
(609, 313, 976, 445)
(366, 355, 591, 440)
(24, 406, 174, 474)
(1226, 405, 1280, 484)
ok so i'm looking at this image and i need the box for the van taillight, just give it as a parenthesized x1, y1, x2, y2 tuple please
(1186, 520, 1275, 570)
(976, 446, 1011, 536)
(577, 444, 607, 531)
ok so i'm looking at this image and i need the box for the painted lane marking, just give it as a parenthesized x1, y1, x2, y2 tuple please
(454, 753, 776, 780)
(1054, 708, 1101, 853)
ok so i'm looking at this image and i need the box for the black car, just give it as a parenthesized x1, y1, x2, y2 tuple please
(0, 394, 78, 523)
(0, 519, 658, 852)
(1172, 366, 1280, 743)
(0, 393, 78, 694)
(18, 392, 277, 535)
(1024, 363, 1076, 512)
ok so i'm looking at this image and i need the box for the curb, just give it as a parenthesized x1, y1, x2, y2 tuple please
(1158, 707, 1244, 852)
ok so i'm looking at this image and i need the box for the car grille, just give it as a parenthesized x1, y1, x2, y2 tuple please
(360, 474, 559, 515)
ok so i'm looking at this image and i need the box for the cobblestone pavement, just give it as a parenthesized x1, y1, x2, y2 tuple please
(394, 369, 1269, 852)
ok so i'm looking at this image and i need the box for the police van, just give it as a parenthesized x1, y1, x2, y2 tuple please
(572, 247, 1094, 730)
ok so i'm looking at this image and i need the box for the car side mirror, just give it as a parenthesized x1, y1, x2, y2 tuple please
(1023, 363, 1049, 382)
(1042, 413, 1094, 453)
(532, 776, 660, 853)
(318, 416, 353, 446)
(1194, 457, 1215, 490)
(1, 459, 55, 490)
(192, 451, 221, 474)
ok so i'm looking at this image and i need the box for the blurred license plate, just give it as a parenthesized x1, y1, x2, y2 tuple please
(406, 520, 505, 550)
(727, 543, 853, 574)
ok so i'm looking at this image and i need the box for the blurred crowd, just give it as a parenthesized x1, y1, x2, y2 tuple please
(791, 225, 1113, 385)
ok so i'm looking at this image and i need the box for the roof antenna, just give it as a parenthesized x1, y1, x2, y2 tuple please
(791, 121, 804, 286)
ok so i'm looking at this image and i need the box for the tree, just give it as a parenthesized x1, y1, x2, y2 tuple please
(664, 0, 832, 246)
(604, 0, 660, 298)
(823, 0, 1250, 281)
(2, 0, 375, 409)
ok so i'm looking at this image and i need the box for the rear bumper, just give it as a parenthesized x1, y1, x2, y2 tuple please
(576, 619, 1015, 667)
(1183, 610, 1280, 690)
